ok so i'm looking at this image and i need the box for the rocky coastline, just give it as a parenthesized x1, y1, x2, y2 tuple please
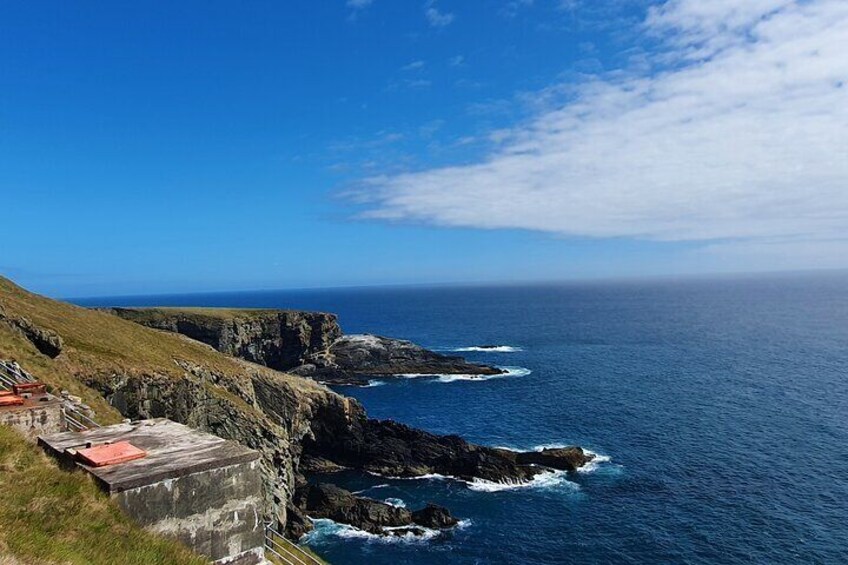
(0, 286, 594, 543)
(103, 307, 503, 386)
(96, 305, 592, 539)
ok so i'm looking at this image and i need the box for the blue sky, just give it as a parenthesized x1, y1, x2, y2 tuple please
(2, 1, 846, 297)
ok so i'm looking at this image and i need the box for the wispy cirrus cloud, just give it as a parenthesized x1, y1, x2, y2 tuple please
(347, 0, 374, 9)
(424, 1, 455, 27)
(356, 0, 848, 262)
(401, 60, 426, 71)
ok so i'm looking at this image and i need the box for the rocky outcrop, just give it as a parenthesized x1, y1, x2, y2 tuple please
(102, 308, 341, 371)
(296, 483, 457, 536)
(301, 397, 593, 483)
(411, 504, 458, 529)
(292, 334, 502, 386)
(0, 304, 63, 358)
(510, 447, 592, 471)
(105, 308, 503, 386)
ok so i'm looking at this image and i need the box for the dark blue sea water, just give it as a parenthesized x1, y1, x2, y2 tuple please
(75, 272, 848, 564)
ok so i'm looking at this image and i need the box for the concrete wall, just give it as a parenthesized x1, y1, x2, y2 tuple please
(0, 401, 63, 441)
(112, 459, 265, 565)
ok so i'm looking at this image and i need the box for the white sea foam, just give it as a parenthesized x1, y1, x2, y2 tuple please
(352, 483, 390, 495)
(394, 366, 531, 383)
(384, 497, 406, 508)
(364, 379, 386, 387)
(368, 469, 578, 493)
(578, 450, 616, 474)
(304, 518, 440, 544)
(466, 470, 580, 492)
(451, 345, 523, 353)
(492, 444, 617, 474)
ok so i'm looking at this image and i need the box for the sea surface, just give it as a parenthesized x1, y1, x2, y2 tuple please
(75, 272, 848, 564)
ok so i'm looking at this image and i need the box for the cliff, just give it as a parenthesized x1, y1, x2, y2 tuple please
(105, 308, 502, 385)
(101, 307, 342, 371)
(0, 277, 341, 531)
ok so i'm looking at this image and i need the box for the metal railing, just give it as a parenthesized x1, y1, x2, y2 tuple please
(64, 405, 101, 431)
(264, 523, 323, 565)
(0, 359, 100, 431)
(0, 360, 36, 383)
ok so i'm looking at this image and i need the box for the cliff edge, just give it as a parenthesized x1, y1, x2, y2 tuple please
(104, 307, 501, 385)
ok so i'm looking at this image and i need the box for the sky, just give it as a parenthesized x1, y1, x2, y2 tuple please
(1, 0, 847, 297)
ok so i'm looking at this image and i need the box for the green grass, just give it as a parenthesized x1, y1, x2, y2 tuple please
(0, 276, 327, 426)
(0, 426, 208, 565)
(109, 306, 310, 320)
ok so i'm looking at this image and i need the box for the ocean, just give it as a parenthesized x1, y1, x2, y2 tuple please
(74, 271, 848, 564)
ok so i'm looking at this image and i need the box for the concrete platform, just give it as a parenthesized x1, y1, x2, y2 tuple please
(40, 419, 265, 565)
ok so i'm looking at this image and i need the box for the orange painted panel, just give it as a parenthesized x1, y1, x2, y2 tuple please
(0, 395, 25, 406)
(76, 441, 147, 467)
(12, 382, 47, 395)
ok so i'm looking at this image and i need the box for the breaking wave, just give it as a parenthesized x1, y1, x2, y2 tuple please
(467, 470, 580, 492)
(450, 345, 523, 353)
(395, 366, 531, 383)
(492, 444, 619, 475)
(364, 380, 386, 387)
(303, 518, 470, 545)
(384, 497, 406, 508)
(369, 469, 579, 493)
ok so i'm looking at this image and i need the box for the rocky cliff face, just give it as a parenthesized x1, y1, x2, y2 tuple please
(106, 309, 502, 385)
(102, 308, 342, 372)
(79, 358, 346, 531)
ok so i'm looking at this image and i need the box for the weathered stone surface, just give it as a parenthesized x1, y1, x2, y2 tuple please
(82, 364, 316, 529)
(39, 420, 265, 565)
(0, 392, 63, 441)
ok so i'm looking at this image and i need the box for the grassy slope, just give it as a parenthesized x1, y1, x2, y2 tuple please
(107, 306, 323, 320)
(0, 426, 207, 565)
(0, 277, 327, 423)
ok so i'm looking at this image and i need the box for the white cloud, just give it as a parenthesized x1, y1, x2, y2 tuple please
(401, 60, 426, 71)
(347, 0, 374, 9)
(449, 55, 465, 67)
(358, 0, 848, 256)
(425, 1, 455, 27)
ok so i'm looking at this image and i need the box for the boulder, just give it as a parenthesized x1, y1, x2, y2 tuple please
(411, 504, 458, 529)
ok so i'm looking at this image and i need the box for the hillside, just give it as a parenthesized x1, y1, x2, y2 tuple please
(0, 275, 348, 530)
